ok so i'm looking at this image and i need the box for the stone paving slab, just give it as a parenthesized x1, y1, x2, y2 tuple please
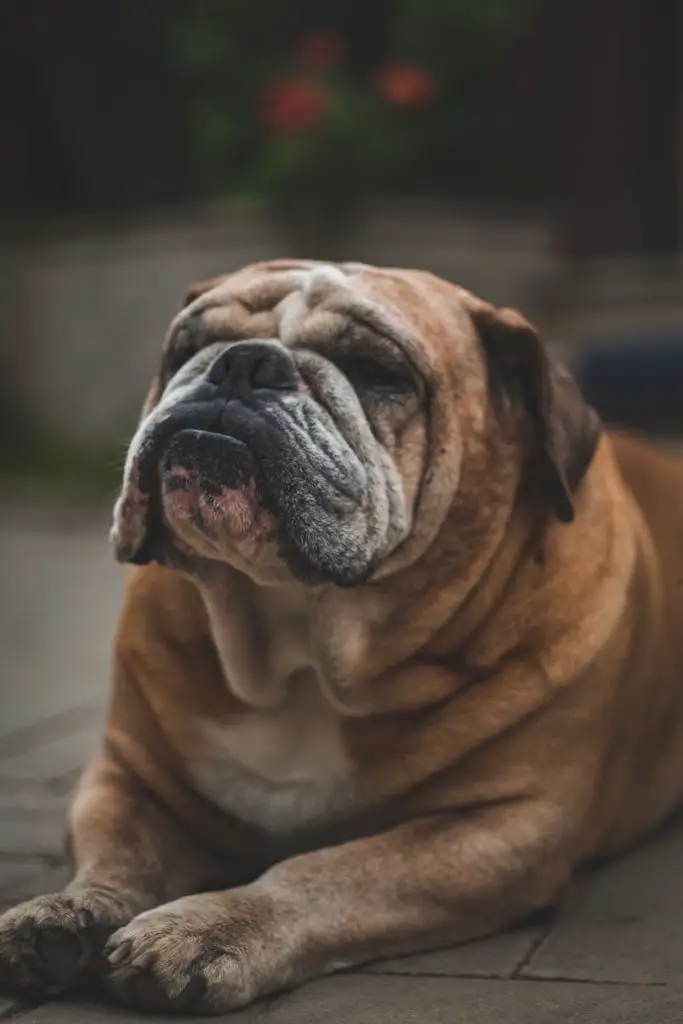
(522, 819, 683, 985)
(0, 506, 120, 739)
(364, 924, 545, 980)
(13, 976, 682, 1024)
(255, 976, 683, 1024)
(0, 779, 74, 812)
(0, 810, 66, 858)
(3, 503, 683, 1021)
(0, 860, 69, 904)
(0, 708, 103, 784)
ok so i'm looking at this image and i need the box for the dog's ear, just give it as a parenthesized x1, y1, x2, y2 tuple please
(182, 275, 228, 308)
(469, 301, 601, 522)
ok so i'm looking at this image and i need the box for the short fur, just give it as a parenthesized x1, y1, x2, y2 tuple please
(1, 260, 682, 1014)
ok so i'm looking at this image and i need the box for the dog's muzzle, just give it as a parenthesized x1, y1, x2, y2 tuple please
(112, 340, 306, 564)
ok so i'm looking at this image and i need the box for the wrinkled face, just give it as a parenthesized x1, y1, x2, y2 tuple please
(112, 261, 600, 588)
(111, 262, 469, 587)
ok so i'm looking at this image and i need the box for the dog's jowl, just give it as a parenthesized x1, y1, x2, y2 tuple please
(2, 260, 683, 1014)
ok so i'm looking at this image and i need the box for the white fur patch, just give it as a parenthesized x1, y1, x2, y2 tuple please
(190, 690, 353, 835)
(303, 264, 348, 304)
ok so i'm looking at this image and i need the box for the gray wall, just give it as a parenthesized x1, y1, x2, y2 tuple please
(3, 201, 682, 445)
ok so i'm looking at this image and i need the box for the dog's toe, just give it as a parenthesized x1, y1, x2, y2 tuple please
(0, 892, 129, 997)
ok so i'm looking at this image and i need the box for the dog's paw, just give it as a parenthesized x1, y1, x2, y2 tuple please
(0, 891, 131, 997)
(103, 894, 282, 1014)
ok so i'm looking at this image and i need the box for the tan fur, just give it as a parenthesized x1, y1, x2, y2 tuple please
(2, 261, 683, 1014)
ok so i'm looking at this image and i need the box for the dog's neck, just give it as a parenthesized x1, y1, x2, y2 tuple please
(193, 423, 544, 718)
(194, 494, 535, 719)
(197, 572, 388, 715)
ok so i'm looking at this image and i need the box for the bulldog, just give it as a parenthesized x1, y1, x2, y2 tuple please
(2, 259, 683, 1014)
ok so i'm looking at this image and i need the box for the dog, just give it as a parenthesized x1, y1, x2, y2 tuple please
(2, 259, 683, 1014)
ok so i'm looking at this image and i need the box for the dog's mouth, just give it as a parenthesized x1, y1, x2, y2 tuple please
(112, 397, 300, 571)
(111, 336, 411, 587)
(156, 424, 283, 562)
(111, 389, 380, 585)
(161, 431, 257, 539)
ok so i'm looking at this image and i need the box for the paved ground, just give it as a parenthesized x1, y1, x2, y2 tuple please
(0, 501, 682, 1022)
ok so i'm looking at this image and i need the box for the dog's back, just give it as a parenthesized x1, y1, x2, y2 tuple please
(588, 431, 683, 854)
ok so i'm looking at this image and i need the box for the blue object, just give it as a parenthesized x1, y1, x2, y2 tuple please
(571, 333, 683, 431)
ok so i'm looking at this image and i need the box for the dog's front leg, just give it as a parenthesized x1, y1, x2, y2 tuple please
(0, 754, 216, 997)
(103, 799, 571, 1015)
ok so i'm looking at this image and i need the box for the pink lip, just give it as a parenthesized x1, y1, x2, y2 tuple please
(161, 465, 257, 538)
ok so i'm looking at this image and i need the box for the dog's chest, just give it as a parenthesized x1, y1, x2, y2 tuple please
(190, 681, 353, 835)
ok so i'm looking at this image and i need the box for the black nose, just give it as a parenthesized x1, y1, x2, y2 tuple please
(207, 340, 300, 398)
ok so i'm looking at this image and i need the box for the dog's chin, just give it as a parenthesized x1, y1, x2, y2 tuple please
(113, 428, 377, 589)
(111, 378, 399, 588)
(153, 428, 285, 580)
(161, 430, 268, 543)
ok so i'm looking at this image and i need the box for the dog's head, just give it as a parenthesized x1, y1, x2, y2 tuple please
(111, 260, 600, 588)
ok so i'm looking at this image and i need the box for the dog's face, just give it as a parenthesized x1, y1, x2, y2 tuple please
(111, 260, 600, 588)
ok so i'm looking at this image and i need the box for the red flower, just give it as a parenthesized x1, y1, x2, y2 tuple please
(297, 33, 344, 70)
(260, 78, 329, 135)
(376, 63, 437, 107)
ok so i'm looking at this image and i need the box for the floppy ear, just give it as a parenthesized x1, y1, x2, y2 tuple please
(182, 274, 229, 308)
(470, 302, 601, 522)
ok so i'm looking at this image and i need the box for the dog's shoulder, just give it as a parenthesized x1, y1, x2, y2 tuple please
(608, 430, 683, 545)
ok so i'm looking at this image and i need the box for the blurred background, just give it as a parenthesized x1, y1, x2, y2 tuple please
(0, 0, 681, 864)
(1, 0, 682, 484)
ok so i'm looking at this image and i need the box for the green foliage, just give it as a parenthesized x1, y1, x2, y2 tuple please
(165, 0, 530, 207)
(388, 0, 524, 197)
(0, 424, 124, 498)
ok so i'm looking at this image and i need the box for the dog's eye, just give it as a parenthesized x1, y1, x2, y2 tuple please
(339, 356, 415, 397)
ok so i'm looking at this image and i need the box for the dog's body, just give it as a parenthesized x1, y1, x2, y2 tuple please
(2, 261, 683, 1013)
